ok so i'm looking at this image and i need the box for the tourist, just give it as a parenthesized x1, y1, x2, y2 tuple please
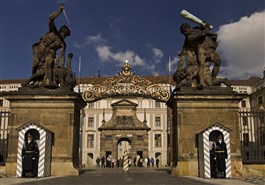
(156, 158, 159, 168)
(101, 156, 105, 168)
(96, 157, 100, 167)
(147, 157, 151, 168)
(133, 157, 137, 167)
(151, 157, 154, 167)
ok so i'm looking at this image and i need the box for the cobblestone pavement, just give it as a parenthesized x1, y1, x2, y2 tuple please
(235, 176, 265, 185)
(186, 176, 265, 185)
(0, 168, 264, 185)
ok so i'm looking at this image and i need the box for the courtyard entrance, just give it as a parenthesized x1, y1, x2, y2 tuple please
(117, 137, 131, 159)
(99, 99, 150, 161)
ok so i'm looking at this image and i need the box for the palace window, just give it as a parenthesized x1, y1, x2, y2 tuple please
(260, 114, 264, 124)
(87, 134, 94, 148)
(155, 134, 161, 147)
(0, 100, 3, 107)
(88, 103, 94, 108)
(258, 96, 263, 105)
(155, 101, 160, 108)
(155, 116, 161, 127)
(88, 117, 94, 127)
(106, 135, 112, 141)
(137, 135, 143, 141)
(241, 100, 246, 107)
(242, 116, 248, 126)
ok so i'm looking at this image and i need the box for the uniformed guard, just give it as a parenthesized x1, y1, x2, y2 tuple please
(210, 141, 217, 178)
(215, 135, 227, 178)
(22, 133, 39, 177)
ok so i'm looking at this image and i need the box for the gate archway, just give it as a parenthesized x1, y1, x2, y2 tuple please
(117, 137, 131, 159)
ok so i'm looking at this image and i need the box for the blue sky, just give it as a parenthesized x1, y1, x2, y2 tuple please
(0, 0, 264, 80)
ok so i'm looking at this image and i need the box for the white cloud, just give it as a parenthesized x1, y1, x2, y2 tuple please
(73, 33, 106, 48)
(73, 42, 81, 49)
(75, 34, 162, 74)
(152, 48, 164, 64)
(96, 46, 112, 61)
(84, 34, 106, 45)
(152, 48, 163, 59)
(217, 11, 265, 79)
(169, 56, 179, 74)
(96, 45, 146, 67)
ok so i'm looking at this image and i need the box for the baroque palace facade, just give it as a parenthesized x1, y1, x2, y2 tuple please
(76, 61, 171, 167)
(0, 63, 264, 167)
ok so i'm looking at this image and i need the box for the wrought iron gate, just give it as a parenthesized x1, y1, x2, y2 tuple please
(0, 111, 10, 164)
(239, 111, 265, 164)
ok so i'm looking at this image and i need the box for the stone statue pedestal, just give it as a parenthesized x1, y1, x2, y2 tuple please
(3, 87, 86, 176)
(167, 86, 244, 177)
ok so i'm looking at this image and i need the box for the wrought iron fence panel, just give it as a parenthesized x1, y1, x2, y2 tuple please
(0, 111, 10, 165)
(239, 111, 265, 164)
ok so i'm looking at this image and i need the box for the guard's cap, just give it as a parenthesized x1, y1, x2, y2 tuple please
(217, 135, 222, 139)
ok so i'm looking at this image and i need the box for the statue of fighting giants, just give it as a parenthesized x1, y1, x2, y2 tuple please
(173, 10, 221, 89)
(23, 4, 76, 89)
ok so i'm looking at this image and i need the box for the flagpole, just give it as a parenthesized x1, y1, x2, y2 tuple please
(78, 56, 81, 94)
(168, 57, 171, 76)
(168, 57, 172, 93)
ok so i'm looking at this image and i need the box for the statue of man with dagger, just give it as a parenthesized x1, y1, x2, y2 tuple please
(26, 3, 71, 87)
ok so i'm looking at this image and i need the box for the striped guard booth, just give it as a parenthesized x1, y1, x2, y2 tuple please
(16, 122, 52, 177)
(198, 123, 232, 178)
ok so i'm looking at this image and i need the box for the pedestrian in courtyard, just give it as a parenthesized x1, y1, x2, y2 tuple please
(111, 156, 115, 168)
(96, 157, 100, 167)
(156, 158, 159, 168)
(107, 155, 111, 168)
(144, 157, 148, 167)
(140, 157, 143, 167)
(117, 157, 122, 167)
(133, 157, 137, 167)
(147, 157, 151, 168)
(151, 157, 154, 167)
(128, 157, 132, 167)
(101, 156, 105, 168)
(137, 158, 141, 167)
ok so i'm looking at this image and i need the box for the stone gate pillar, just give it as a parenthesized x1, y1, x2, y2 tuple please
(167, 86, 244, 177)
(3, 87, 86, 176)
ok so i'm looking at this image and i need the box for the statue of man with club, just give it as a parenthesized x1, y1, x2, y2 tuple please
(174, 10, 221, 88)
